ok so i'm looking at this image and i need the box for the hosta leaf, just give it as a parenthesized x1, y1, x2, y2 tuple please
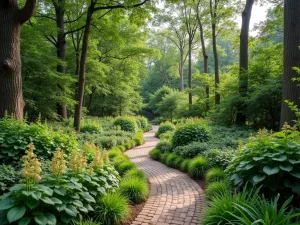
(290, 172, 300, 179)
(34, 214, 47, 225)
(26, 197, 39, 209)
(253, 175, 266, 183)
(7, 206, 26, 223)
(64, 205, 77, 217)
(54, 188, 66, 196)
(263, 166, 280, 175)
(279, 165, 293, 172)
(45, 213, 56, 225)
(0, 198, 15, 210)
(51, 198, 62, 205)
(41, 197, 54, 205)
(18, 217, 31, 225)
(245, 164, 254, 170)
(73, 200, 83, 208)
(273, 155, 287, 161)
(289, 159, 300, 164)
(253, 156, 264, 161)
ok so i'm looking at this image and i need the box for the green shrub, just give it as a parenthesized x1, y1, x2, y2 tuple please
(159, 131, 174, 140)
(124, 168, 147, 181)
(203, 149, 234, 169)
(173, 155, 184, 169)
(0, 165, 20, 195)
(80, 122, 102, 134)
(160, 152, 170, 164)
(113, 118, 137, 133)
(165, 153, 178, 168)
(149, 149, 161, 160)
(109, 149, 122, 159)
(172, 123, 210, 147)
(156, 140, 173, 153)
(117, 161, 136, 176)
(94, 192, 129, 225)
(77, 221, 102, 225)
(0, 117, 78, 164)
(133, 131, 144, 145)
(180, 159, 191, 172)
(119, 177, 149, 203)
(188, 156, 210, 179)
(205, 168, 227, 184)
(173, 142, 210, 158)
(226, 128, 300, 199)
(144, 124, 153, 132)
(124, 141, 133, 150)
(101, 130, 134, 138)
(138, 117, 148, 130)
(155, 122, 175, 138)
(206, 181, 230, 201)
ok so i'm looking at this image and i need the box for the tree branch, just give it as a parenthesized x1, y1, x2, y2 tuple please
(93, 0, 150, 12)
(35, 13, 57, 22)
(17, 0, 36, 24)
(64, 25, 86, 36)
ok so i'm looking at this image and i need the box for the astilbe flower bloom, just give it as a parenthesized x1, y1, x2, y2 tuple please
(69, 151, 87, 174)
(102, 150, 109, 163)
(51, 149, 67, 176)
(21, 143, 42, 184)
(90, 150, 104, 172)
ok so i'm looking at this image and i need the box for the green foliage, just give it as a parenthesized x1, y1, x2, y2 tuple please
(173, 142, 209, 158)
(77, 221, 102, 225)
(124, 168, 147, 181)
(158, 131, 174, 140)
(0, 165, 20, 196)
(116, 161, 136, 176)
(155, 122, 175, 138)
(155, 140, 173, 153)
(149, 149, 162, 161)
(205, 168, 227, 184)
(188, 156, 210, 179)
(180, 159, 191, 172)
(226, 128, 300, 198)
(109, 149, 122, 159)
(203, 149, 235, 169)
(172, 124, 210, 147)
(94, 192, 129, 225)
(148, 86, 174, 113)
(0, 118, 78, 164)
(113, 118, 137, 133)
(205, 181, 230, 201)
(133, 130, 145, 145)
(137, 117, 148, 130)
(165, 153, 179, 168)
(119, 177, 149, 204)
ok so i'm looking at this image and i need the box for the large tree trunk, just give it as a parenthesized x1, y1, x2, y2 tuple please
(280, 0, 300, 127)
(210, 0, 220, 105)
(0, 0, 35, 119)
(54, 2, 68, 119)
(236, 0, 254, 125)
(179, 50, 185, 91)
(74, 4, 94, 132)
(188, 37, 193, 107)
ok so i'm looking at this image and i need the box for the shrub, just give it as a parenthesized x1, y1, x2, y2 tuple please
(138, 117, 148, 130)
(119, 177, 149, 203)
(113, 118, 137, 133)
(173, 155, 184, 169)
(133, 130, 144, 146)
(203, 149, 234, 169)
(144, 124, 153, 132)
(116, 161, 136, 176)
(205, 168, 227, 184)
(173, 142, 210, 158)
(156, 140, 173, 153)
(80, 122, 102, 134)
(180, 159, 191, 172)
(109, 149, 122, 159)
(188, 156, 210, 179)
(206, 181, 230, 201)
(78, 221, 102, 225)
(0, 165, 20, 195)
(149, 149, 161, 160)
(155, 122, 175, 138)
(172, 123, 210, 147)
(159, 131, 174, 140)
(226, 127, 300, 199)
(0, 117, 78, 164)
(160, 152, 170, 164)
(165, 153, 178, 168)
(124, 168, 147, 181)
(94, 192, 129, 225)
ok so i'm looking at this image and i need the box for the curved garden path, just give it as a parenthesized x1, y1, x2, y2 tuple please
(125, 126, 205, 225)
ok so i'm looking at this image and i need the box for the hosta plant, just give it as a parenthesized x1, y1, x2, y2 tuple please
(226, 126, 300, 199)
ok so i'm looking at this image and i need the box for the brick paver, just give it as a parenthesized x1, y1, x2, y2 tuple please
(125, 126, 205, 225)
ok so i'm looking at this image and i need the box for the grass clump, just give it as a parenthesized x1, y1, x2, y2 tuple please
(205, 168, 227, 184)
(124, 168, 147, 181)
(180, 159, 191, 172)
(119, 177, 149, 203)
(117, 161, 136, 175)
(188, 156, 210, 179)
(149, 149, 161, 160)
(166, 153, 178, 168)
(205, 181, 230, 201)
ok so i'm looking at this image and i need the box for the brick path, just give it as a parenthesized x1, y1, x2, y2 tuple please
(125, 126, 205, 225)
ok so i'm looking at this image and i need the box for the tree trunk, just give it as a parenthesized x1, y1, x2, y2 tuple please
(210, 0, 220, 105)
(236, 0, 254, 125)
(188, 37, 193, 107)
(74, 4, 93, 132)
(0, 0, 35, 119)
(280, 0, 300, 127)
(54, 2, 68, 119)
(179, 50, 185, 91)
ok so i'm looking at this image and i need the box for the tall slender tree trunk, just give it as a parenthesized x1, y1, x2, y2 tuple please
(179, 50, 185, 91)
(188, 37, 193, 107)
(74, 4, 94, 132)
(210, 0, 220, 105)
(280, 0, 300, 127)
(54, 3, 68, 119)
(0, 0, 35, 119)
(236, 0, 254, 125)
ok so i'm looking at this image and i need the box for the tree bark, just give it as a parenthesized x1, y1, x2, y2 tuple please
(179, 50, 185, 91)
(280, 0, 300, 127)
(236, 0, 254, 125)
(0, 0, 35, 119)
(188, 37, 193, 107)
(210, 0, 220, 105)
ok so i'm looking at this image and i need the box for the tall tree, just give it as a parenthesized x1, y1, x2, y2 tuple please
(235, 0, 255, 125)
(0, 0, 36, 119)
(280, 0, 300, 127)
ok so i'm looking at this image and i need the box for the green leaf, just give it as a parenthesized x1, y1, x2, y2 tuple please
(279, 165, 293, 172)
(41, 197, 54, 205)
(34, 214, 47, 225)
(7, 206, 26, 223)
(31, 192, 42, 200)
(18, 217, 31, 225)
(0, 198, 15, 210)
(253, 156, 264, 161)
(26, 197, 39, 209)
(60, 214, 72, 224)
(273, 155, 287, 161)
(253, 175, 266, 183)
(54, 188, 66, 196)
(45, 213, 56, 225)
(289, 159, 300, 164)
(290, 172, 300, 179)
(51, 198, 62, 205)
(263, 166, 280, 175)
(82, 192, 95, 203)
(73, 200, 83, 208)
(64, 205, 77, 217)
